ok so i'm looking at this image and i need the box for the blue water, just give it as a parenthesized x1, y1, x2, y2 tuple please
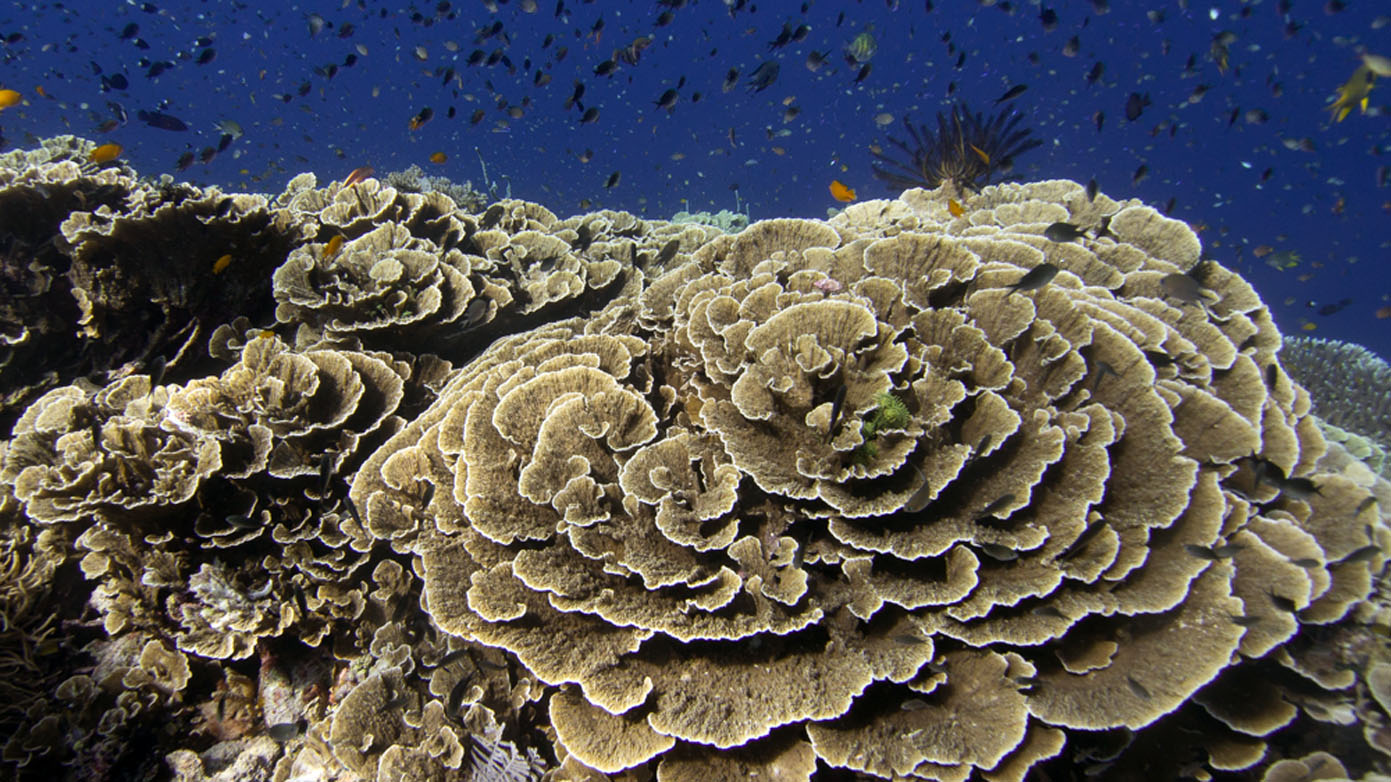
(2, 0, 1387, 357)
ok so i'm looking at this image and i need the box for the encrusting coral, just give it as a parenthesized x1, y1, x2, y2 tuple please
(0, 138, 1388, 782)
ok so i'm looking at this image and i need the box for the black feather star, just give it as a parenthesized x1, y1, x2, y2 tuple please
(870, 102, 1042, 193)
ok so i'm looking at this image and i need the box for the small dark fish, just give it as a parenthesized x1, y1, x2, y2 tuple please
(579, 107, 599, 124)
(343, 495, 362, 526)
(722, 67, 740, 92)
(594, 59, 617, 77)
(1085, 61, 1104, 85)
(1132, 164, 1148, 186)
(120, 22, 140, 40)
(979, 542, 1018, 562)
(978, 493, 1015, 518)
(767, 22, 794, 50)
(994, 84, 1027, 104)
(1124, 91, 1151, 121)
(564, 80, 585, 110)
(1090, 360, 1119, 392)
(145, 354, 166, 388)
(306, 12, 327, 37)
(1183, 544, 1221, 561)
(1264, 363, 1279, 389)
(1160, 272, 1206, 305)
(1125, 676, 1151, 700)
(654, 88, 678, 111)
(137, 109, 189, 131)
(1032, 605, 1068, 619)
(446, 675, 472, 715)
(1268, 592, 1298, 613)
(1085, 177, 1099, 201)
(195, 48, 216, 65)
(1044, 222, 1086, 242)
(747, 61, 780, 92)
(1355, 496, 1378, 516)
(904, 463, 934, 513)
(900, 698, 928, 711)
(1039, 8, 1059, 30)
(1279, 477, 1319, 500)
(175, 150, 195, 170)
(226, 514, 261, 530)
(805, 50, 829, 71)
(854, 63, 872, 83)
(462, 298, 489, 329)
(1289, 557, 1321, 569)
(1229, 614, 1262, 627)
(892, 633, 927, 645)
(317, 453, 334, 498)
(604, 170, 621, 189)
(267, 722, 300, 742)
(1317, 298, 1353, 317)
(825, 384, 848, 443)
(655, 238, 680, 267)
(1342, 544, 1381, 564)
(1058, 519, 1106, 560)
(1008, 262, 1060, 292)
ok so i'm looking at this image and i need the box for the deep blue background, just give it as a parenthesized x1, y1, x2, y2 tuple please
(2, 0, 1387, 358)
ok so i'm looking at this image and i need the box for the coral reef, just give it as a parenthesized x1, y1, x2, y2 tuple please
(870, 102, 1043, 193)
(1280, 336, 1391, 455)
(0, 139, 1388, 782)
(381, 164, 490, 212)
(669, 209, 750, 234)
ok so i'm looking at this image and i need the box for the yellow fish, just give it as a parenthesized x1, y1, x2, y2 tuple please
(212, 253, 233, 274)
(0, 88, 20, 109)
(829, 180, 856, 203)
(323, 234, 345, 261)
(89, 143, 123, 164)
(947, 198, 965, 218)
(1327, 64, 1375, 122)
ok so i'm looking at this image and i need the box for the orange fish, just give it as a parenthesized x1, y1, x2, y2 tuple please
(88, 143, 123, 164)
(0, 89, 21, 109)
(429, 151, 447, 164)
(323, 234, 345, 261)
(1252, 245, 1274, 258)
(969, 144, 990, 164)
(947, 198, 965, 218)
(212, 253, 233, 274)
(1377, 306, 1391, 320)
(258, 329, 276, 339)
(342, 166, 374, 187)
(829, 180, 856, 202)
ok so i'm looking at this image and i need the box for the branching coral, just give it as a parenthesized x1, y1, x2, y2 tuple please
(870, 102, 1042, 193)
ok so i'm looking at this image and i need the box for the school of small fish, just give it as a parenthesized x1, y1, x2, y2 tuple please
(0, 1, 1384, 350)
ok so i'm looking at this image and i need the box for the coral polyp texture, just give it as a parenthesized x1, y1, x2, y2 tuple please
(1, 142, 1389, 782)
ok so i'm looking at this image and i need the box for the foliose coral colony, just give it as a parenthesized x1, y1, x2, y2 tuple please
(1, 136, 1389, 782)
